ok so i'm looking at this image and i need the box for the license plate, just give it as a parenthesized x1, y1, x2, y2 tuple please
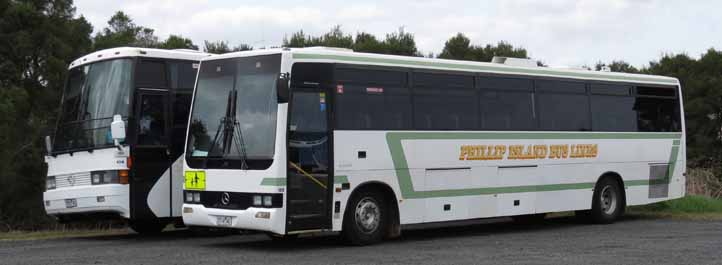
(65, 199, 77, 208)
(216, 215, 233, 227)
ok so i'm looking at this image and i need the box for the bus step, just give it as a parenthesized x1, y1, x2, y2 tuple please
(289, 213, 324, 220)
(290, 199, 321, 205)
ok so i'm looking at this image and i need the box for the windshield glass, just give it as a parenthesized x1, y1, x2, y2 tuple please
(186, 54, 280, 169)
(53, 59, 133, 152)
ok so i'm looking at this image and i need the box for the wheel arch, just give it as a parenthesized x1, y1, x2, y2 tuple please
(596, 171, 627, 209)
(345, 180, 401, 239)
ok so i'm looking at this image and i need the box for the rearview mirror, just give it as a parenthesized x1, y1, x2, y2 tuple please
(277, 72, 290, 103)
(110, 114, 126, 143)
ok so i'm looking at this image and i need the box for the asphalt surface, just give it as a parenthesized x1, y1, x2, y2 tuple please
(2, 216, 722, 265)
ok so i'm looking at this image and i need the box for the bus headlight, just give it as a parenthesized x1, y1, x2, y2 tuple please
(91, 171, 120, 185)
(46, 176, 56, 190)
(253, 195, 262, 206)
(184, 191, 202, 203)
(263, 195, 273, 207)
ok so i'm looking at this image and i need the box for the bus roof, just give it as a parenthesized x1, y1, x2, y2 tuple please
(69, 47, 212, 70)
(202, 47, 679, 86)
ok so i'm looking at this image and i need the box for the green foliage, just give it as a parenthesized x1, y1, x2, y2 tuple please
(283, 26, 419, 56)
(641, 51, 722, 167)
(439, 33, 528, 62)
(203, 40, 252, 54)
(93, 11, 198, 51)
(631, 195, 722, 214)
(158, 35, 198, 50)
(0, 0, 93, 229)
(595, 60, 640, 73)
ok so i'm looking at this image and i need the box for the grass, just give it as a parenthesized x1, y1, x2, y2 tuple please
(628, 195, 722, 220)
(0, 228, 127, 241)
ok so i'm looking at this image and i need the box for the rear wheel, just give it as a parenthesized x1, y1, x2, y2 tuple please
(130, 220, 166, 235)
(589, 177, 624, 224)
(342, 189, 387, 245)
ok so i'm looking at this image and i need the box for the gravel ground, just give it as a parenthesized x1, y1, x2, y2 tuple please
(2, 216, 721, 265)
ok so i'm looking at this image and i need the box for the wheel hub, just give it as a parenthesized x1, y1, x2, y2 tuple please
(355, 197, 380, 233)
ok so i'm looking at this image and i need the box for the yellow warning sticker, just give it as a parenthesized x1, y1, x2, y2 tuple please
(184, 171, 206, 190)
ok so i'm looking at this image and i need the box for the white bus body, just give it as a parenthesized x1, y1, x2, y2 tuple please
(44, 47, 211, 233)
(182, 48, 685, 244)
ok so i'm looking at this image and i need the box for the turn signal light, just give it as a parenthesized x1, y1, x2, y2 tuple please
(119, 170, 129, 184)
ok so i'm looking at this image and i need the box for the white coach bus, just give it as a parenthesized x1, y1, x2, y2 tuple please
(182, 47, 685, 244)
(44, 47, 211, 234)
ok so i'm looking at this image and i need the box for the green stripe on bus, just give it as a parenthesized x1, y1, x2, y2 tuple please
(260, 178, 286, 186)
(385, 132, 682, 199)
(292, 53, 678, 85)
(672, 139, 681, 145)
(334, 175, 349, 184)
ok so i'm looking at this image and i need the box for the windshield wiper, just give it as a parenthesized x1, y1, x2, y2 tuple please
(201, 88, 248, 169)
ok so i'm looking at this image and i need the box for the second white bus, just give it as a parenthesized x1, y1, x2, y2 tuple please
(182, 47, 685, 244)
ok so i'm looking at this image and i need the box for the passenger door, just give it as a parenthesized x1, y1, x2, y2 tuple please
(130, 90, 172, 221)
(286, 89, 331, 232)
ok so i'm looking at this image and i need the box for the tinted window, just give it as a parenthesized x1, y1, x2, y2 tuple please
(415, 72, 474, 89)
(138, 94, 166, 145)
(635, 97, 681, 132)
(538, 93, 590, 131)
(136, 60, 167, 88)
(480, 91, 535, 130)
(591, 83, 632, 96)
(170, 61, 197, 89)
(479, 76, 533, 91)
(336, 68, 406, 86)
(173, 93, 192, 125)
(591, 95, 637, 131)
(414, 94, 477, 130)
(637, 86, 676, 97)
(336, 84, 411, 130)
(536, 80, 586, 94)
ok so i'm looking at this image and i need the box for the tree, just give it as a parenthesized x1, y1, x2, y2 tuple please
(439, 33, 528, 62)
(594, 60, 640, 73)
(158, 35, 198, 50)
(203, 40, 252, 54)
(382, 27, 419, 56)
(439, 33, 472, 60)
(0, 0, 93, 229)
(92, 11, 159, 50)
(352, 32, 384, 53)
(645, 51, 722, 167)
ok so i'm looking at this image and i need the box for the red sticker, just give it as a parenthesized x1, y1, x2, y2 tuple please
(336, 84, 344, 94)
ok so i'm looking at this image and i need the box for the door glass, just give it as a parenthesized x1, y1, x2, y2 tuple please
(289, 92, 328, 172)
(138, 94, 166, 145)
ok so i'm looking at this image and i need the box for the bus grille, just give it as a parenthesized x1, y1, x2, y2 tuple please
(55, 172, 92, 188)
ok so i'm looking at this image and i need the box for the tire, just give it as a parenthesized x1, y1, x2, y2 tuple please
(130, 220, 166, 235)
(511, 213, 546, 225)
(342, 189, 387, 245)
(589, 177, 624, 224)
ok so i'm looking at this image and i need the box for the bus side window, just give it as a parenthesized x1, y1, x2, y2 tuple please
(138, 94, 167, 145)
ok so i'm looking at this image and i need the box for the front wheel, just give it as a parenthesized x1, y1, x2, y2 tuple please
(589, 177, 624, 224)
(342, 189, 387, 245)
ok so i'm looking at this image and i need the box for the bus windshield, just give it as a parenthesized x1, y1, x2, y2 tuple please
(186, 54, 280, 169)
(53, 59, 133, 153)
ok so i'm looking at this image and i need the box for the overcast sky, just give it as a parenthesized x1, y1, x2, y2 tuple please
(74, 0, 722, 68)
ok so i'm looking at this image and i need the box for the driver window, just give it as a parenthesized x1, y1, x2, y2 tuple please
(138, 94, 166, 145)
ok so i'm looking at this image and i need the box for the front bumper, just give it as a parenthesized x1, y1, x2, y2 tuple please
(43, 184, 130, 219)
(182, 204, 285, 234)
